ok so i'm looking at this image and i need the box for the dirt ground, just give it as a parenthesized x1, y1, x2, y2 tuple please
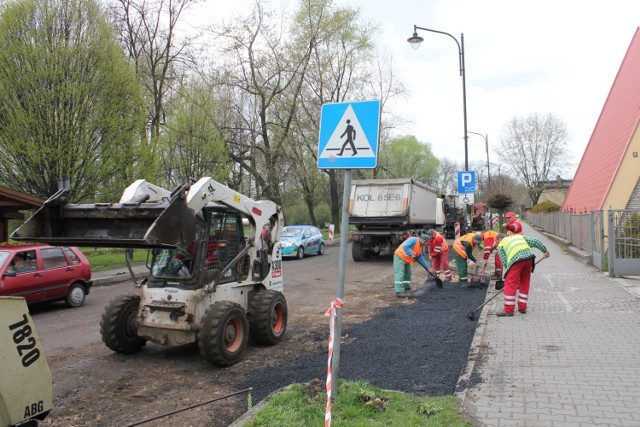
(32, 247, 487, 427)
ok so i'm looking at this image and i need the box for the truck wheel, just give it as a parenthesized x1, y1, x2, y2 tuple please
(100, 294, 146, 354)
(199, 302, 248, 366)
(296, 247, 305, 260)
(65, 282, 86, 308)
(249, 290, 287, 345)
(352, 241, 366, 262)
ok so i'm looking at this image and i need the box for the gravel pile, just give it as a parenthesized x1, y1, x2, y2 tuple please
(241, 279, 488, 403)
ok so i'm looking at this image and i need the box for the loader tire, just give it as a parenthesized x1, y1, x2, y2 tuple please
(100, 294, 146, 354)
(249, 290, 287, 345)
(198, 301, 248, 366)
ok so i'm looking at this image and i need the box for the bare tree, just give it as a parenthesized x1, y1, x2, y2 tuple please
(208, 3, 314, 205)
(496, 112, 572, 205)
(292, 0, 384, 225)
(436, 157, 460, 197)
(109, 0, 198, 183)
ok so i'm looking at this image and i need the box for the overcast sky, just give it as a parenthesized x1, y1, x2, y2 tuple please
(194, 0, 640, 177)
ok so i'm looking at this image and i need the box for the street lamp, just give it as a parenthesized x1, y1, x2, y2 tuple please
(407, 25, 468, 171)
(468, 131, 490, 187)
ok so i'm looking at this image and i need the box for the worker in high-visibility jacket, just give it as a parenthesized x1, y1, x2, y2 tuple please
(495, 233, 550, 316)
(480, 230, 506, 274)
(426, 229, 452, 282)
(393, 234, 430, 297)
(452, 232, 484, 288)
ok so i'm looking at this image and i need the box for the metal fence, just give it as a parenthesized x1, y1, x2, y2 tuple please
(524, 209, 640, 277)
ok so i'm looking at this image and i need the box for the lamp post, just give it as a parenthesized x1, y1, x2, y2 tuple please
(407, 25, 468, 172)
(468, 131, 490, 187)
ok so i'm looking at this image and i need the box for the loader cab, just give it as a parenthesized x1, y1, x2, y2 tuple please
(148, 206, 248, 286)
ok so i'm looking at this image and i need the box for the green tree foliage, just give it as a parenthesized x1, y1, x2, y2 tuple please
(0, 0, 144, 202)
(530, 201, 561, 213)
(157, 80, 228, 187)
(379, 135, 439, 186)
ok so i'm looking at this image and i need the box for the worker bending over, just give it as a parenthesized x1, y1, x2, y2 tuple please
(426, 229, 453, 282)
(393, 234, 430, 297)
(452, 232, 484, 288)
(495, 233, 550, 316)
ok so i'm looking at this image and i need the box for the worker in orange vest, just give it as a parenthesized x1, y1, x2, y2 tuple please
(480, 230, 505, 271)
(426, 229, 453, 282)
(452, 232, 484, 288)
(393, 234, 430, 297)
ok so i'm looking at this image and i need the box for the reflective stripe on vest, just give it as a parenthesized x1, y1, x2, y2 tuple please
(395, 238, 421, 264)
(453, 233, 475, 258)
(499, 234, 529, 264)
(435, 231, 448, 252)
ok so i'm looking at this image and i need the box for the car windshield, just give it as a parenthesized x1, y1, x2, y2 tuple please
(282, 228, 304, 238)
(0, 251, 10, 267)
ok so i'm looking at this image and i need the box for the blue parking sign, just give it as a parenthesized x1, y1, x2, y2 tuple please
(457, 171, 476, 194)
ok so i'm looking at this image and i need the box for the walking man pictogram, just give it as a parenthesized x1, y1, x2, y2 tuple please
(338, 119, 357, 156)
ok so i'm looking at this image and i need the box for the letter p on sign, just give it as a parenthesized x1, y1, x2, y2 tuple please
(457, 171, 476, 194)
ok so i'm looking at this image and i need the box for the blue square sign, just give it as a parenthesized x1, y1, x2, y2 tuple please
(317, 100, 380, 169)
(458, 171, 476, 194)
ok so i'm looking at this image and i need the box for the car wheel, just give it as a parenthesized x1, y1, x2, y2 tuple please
(65, 283, 86, 308)
(100, 294, 147, 353)
(296, 247, 304, 260)
(199, 301, 249, 366)
(317, 243, 325, 255)
(249, 290, 288, 345)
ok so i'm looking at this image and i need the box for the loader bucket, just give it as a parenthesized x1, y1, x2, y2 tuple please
(11, 188, 197, 249)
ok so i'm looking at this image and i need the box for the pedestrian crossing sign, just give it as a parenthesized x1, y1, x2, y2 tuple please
(317, 100, 380, 169)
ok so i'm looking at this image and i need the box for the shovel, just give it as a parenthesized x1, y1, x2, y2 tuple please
(466, 288, 504, 320)
(423, 266, 443, 288)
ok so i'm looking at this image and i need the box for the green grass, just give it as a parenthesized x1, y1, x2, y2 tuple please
(79, 248, 148, 272)
(244, 380, 472, 427)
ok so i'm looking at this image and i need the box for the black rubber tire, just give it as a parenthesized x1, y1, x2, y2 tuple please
(317, 243, 325, 255)
(100, 294, 146, 353)
(198, 301, 249, 366)
(65, 283, 86, 308)
(352, 241, 366, 262)
(249, 290, 288, 345)
(296, 247, 304, 260)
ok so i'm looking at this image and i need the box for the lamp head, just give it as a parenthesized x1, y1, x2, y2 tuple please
(407, 31, 423, 50)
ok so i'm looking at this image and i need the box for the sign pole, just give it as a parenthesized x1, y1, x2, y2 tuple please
(331, 169, 351, 395)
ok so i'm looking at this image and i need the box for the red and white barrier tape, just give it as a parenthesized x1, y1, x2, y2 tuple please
(324, 298, 344, 427)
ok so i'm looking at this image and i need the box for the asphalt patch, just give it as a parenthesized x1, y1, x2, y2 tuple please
(241, 280, 488, 403)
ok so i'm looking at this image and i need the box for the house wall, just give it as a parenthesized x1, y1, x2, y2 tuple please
(538, 188, 568, 206)
(602, 124, 640, 209)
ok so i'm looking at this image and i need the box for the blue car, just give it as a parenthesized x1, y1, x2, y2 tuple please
(281, 225, 325, 259)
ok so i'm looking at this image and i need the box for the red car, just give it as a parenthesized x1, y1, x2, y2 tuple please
(0, 244, 92, 307)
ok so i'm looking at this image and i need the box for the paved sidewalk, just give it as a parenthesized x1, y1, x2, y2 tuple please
(457, 223, 640, 426)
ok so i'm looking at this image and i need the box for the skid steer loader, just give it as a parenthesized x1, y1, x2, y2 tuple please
(12, 177, 287, 367)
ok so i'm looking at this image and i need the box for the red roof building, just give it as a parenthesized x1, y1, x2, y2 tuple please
(562, 27, 640, 213)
